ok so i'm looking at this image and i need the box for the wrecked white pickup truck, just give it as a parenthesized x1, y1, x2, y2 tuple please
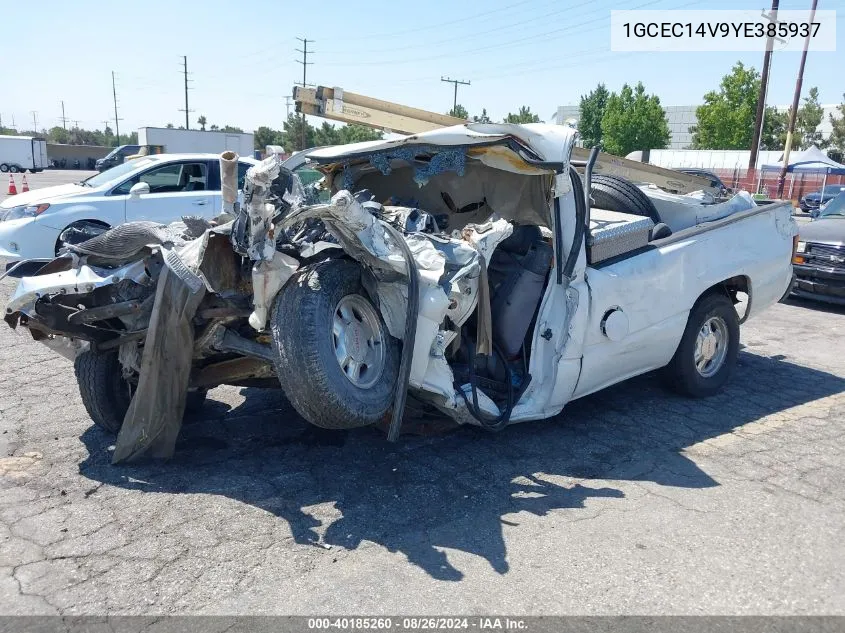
(4, 124, 797, 461)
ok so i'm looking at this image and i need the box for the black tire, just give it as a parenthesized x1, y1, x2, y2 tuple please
(271, 258, 400, 430)
(74, 350, 133, 434)
(75, 351, 208, 433)
(9, 165, 20, 174)
(662, 292, 739, 398)
(0, 164, 8, 173)
(590, 174, 661, 223)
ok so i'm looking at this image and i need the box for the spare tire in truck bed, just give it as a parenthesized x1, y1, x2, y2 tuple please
(590, 174, 661, 224)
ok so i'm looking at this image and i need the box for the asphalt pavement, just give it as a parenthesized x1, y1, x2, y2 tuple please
(0, 173, 842, 616)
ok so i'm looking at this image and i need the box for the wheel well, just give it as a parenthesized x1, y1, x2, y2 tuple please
(54, 219, 111, 256)
(701, 275, 751, 320)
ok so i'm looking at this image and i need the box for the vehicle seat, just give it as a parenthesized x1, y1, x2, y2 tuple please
(487, 225, 553, 358)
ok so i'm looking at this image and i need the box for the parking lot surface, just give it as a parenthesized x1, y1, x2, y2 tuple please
(1, 170, 97, 203)
(0, 176, 843, 616)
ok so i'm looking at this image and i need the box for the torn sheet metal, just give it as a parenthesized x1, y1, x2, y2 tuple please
(6, 260, 150, 314)
(242, 155, 282, 261)
(249, 252, 299, 331)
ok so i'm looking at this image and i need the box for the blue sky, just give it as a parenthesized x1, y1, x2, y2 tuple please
(1, 0, 842, 134)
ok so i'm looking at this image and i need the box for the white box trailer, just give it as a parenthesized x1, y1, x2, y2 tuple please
(138, 127, 254, 157)
(0, 135, 48, 173)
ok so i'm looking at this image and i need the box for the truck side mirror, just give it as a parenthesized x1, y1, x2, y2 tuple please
(129, 182, 150, 198)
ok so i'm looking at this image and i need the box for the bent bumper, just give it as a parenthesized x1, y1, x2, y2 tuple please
(791, 263, 845, 304)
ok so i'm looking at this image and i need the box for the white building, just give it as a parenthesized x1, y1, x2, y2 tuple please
(554, 103, 839, 150)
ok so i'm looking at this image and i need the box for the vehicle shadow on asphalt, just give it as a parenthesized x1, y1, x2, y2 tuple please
(77, 350, 845, 581)
(781, 296, 845, 316)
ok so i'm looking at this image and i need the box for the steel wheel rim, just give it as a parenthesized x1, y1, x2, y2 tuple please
(332, 294, 386, 389)
(694, 316, 729, 378)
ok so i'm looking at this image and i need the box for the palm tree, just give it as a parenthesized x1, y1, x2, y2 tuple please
(197, 115, 207, 131)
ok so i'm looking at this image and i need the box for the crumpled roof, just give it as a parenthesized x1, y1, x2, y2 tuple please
(305, 123, 578, 172)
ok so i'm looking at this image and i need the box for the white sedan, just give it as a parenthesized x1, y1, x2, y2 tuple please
(0, 153, 258, 264)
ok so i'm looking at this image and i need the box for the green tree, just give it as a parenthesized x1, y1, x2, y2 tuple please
(690, 61, 759, 149)
(313, 121, 340, 146)
(472, 108, 491, 123)
(197, 115, 207, 131)
(796, 86, 824, 149)
(280, 114, 315, 152)
(761, 106, 789, 150)
(253, 125, 283, 150)
(220, 125, 244, 133)
(165, 123, 174, 129)
(829, 94, 845, 153)
(210, 124, 219, 131)
(46, 126, 71, 144)
(449, 104, 469, 119)
(600, 82, 670, 156)
(504, 106, 541, 124)
(337, 124, 382, 144)
(578, 83, 609, 148)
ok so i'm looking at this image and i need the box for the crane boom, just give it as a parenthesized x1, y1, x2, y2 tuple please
(293, 85, 715, 194)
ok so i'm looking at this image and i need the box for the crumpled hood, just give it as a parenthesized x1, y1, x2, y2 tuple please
(799, 217, 845, 245)
(0, 183, 87, 210)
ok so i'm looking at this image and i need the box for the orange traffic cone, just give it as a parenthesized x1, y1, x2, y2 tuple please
(21, 175, 29, 193)
(7, 174, 17, 196)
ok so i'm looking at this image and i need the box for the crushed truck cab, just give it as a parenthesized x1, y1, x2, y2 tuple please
(4, 124, 797, 460)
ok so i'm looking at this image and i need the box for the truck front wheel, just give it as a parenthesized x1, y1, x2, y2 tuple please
(271, 258, 401, 430)
(74, 349, 207, 434)
(662, 292, 739, 398)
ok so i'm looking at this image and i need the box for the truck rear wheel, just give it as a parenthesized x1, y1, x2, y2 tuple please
(8, 165, 19, 173)
(0, 164, 8, 173)
(662, 292, 739, 397)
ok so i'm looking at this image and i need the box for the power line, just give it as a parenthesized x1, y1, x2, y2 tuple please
(178, 55, 194, 130)
(295, 37, 314, 150)
(319, 1, 601, 57)
(319, 0, 665, 67)
(441, 77, 471, 111)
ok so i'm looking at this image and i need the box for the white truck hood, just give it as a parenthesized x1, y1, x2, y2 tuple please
(0, 183, 89, 210)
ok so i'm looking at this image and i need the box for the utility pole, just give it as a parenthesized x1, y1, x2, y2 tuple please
(295, 37, 314, 150)
(285, 96, 293, 119)
(441, 77, 471, 113)
(60, 101, 69, 130)
(777, 0, 818, 198)
(748, 0, 779, 174)
(30, 111, 38, 132)
(112, 71, 122, 145)
(178, 56, 194, 129)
